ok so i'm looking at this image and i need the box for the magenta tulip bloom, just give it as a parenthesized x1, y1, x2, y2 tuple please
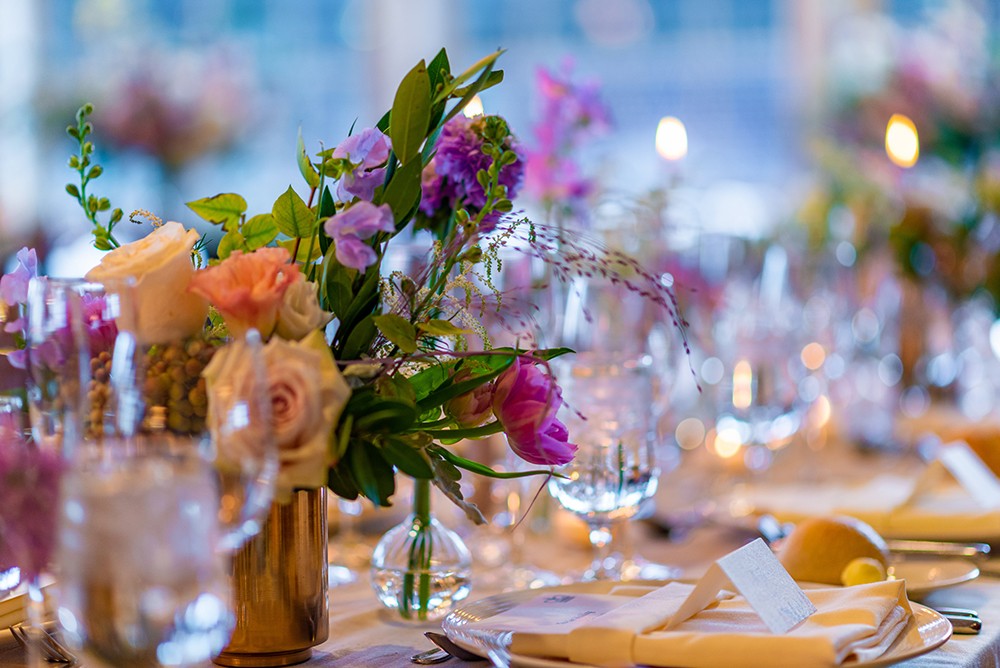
(492, 356, 576, 466)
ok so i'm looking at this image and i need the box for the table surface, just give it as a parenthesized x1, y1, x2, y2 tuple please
(4, 449, 1000, 667)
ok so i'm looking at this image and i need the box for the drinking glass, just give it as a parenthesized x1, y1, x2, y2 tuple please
(548, 353, 660, 580)
(56, 440, 233, 667)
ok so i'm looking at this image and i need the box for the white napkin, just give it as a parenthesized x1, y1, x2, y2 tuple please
(508, 580, 912, 668)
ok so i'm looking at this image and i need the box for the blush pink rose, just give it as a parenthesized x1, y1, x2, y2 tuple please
(189, 247, 301, 339)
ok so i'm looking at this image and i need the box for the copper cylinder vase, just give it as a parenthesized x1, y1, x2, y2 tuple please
(214, 488, 329, 667)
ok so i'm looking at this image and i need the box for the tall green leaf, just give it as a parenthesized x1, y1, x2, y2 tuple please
(389, 60, 431, 165)
(272, 186, 314, 238)
(186, 193, 247, 231)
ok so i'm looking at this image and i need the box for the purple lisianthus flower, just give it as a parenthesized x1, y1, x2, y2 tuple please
(332, 128, 391, 202)
(492, 356, 576, 466)
(419, 115, 524, 234)
(0, 443, 64, 580)
(1, 247, 38, 335)
(324, 201, 395, 271)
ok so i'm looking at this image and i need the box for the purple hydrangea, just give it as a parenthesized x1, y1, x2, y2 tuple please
(419, 115, 524, 233)
(332, 128, 391, 202)
(324, 201, 395, 270)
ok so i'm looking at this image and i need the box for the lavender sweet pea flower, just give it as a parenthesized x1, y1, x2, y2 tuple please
(324, 201, 395, 271)
(332, 128, 391, 202)
(1, 247, 38, 334)
(492, 356, 576, 466)
(0, 443, 64, 580)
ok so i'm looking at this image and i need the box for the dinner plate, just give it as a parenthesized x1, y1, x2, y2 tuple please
(887, 558, 979, 597)
(442, 581, 952, 668)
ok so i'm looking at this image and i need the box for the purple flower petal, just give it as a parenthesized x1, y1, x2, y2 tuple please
(335, 236, 378, 271)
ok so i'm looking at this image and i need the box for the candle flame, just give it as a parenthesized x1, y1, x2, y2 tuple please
(732, 360, 753, 410)
(463, 95, 485, 118)
(886, 114, 919, 168)
(656, 116, 688, 161)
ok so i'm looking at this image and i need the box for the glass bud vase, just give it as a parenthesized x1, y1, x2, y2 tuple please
(369, 479, 472, 622)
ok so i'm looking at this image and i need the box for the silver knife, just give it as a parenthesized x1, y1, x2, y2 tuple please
(886, 539, 991, 561)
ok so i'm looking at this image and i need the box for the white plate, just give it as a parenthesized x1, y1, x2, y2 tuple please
(442, 581, 952, 668)
(887, 558, 979, 597)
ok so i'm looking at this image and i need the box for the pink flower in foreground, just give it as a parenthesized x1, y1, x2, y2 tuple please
(0, 443, 64, 580)
(188, 247, 301, 338)
(323, 201, 394, 271)
(492, 356, 576, 466)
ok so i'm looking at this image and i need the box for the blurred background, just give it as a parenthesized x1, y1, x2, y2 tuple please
(4, 0, 1000, 445)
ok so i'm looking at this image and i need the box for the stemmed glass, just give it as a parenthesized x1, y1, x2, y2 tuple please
(24, 276, 278, 666)
(548, 353, 661, 580)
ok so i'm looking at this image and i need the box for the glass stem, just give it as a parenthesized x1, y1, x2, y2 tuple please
(25, 575, 44, 667)
(587, 524, 616, 580)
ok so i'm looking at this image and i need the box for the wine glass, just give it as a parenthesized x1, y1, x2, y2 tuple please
(548, 353, 661, 580)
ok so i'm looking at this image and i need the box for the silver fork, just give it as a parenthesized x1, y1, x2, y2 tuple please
(9, 623, 80, 665)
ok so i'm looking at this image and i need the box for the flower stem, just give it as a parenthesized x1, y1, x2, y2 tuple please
(406, 478, 433, 620)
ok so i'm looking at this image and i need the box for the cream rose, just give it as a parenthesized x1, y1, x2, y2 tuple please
(85, 222, 208, 344)
(274, 280, 333, 341)
(263, 331, 350, 500)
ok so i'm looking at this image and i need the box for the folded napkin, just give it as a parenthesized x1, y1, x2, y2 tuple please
(506, 580, 912, 668)
(737, 469, 1000, 540)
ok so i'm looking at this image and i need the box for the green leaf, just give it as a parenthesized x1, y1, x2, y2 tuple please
(381, 436, 434, 479)
(327, 460, 361, 500)
(353, 398, 417, 433)
(324, 261, 356, 318)
(242, 213, 278, 250)
(379, 157, 423, 228)
(340, 313, 378, 360)
(428, 454, 485, 525)
(453, 69, 504, 97)
(297, 129, 320, 188)
(217, 230, 246, 259)
(186, 193, 248, 231)
(416, 354, 516, 411)
(389, 60, 431, 165)
(278, 237, 322, 263)
(272, 186, 315, 238)
(418, 319, 470, 337)
(434, 50, 503, 104)
(442, 67, 499, 130)
(407, 360, 453, 403)
(373, 313, 417, 354)
(349, 444, 395, 506)
(432, 446, 558, 479)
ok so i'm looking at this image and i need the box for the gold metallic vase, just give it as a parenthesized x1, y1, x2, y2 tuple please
(214, 488, 329, 667)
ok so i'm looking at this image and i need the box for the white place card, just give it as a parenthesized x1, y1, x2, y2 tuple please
(664, 538, 816, 634)
(938, 441, 1000, 509)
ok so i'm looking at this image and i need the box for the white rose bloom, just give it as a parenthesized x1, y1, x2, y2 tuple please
(274, 280, 333, 341)
(85, 222, 209, 344)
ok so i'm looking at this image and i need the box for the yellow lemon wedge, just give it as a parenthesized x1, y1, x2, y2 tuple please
(778, 516, 889, 585)
(841, 557, 888, 587)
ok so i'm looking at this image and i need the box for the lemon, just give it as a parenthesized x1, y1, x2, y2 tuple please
(841, 557, 887, 586)
(778, 515, 889, 585)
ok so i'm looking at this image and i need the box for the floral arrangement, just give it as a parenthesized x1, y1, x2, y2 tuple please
(4, 50, 586, 519)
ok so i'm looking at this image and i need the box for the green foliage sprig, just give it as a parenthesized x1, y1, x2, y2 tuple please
(65, 104, 123, 250)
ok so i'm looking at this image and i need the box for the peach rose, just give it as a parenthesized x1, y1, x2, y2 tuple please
(188, 247, 301, 339)
(85, 222, 208, 344)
